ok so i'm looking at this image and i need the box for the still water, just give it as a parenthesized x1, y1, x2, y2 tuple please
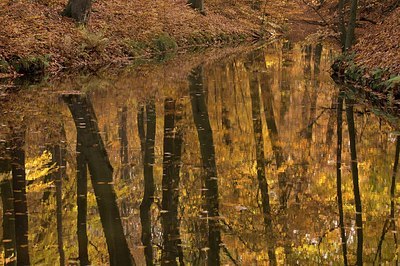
(0, 40, 399, 265)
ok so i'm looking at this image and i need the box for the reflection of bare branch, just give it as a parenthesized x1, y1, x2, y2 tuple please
(299, 109, 327, 136)
(221, 219, 263, 253)
(300, 0, 329, 26)
(222, 244, 239, 266)
(317, 225, 339, 260)
(374, 219, 390, 263)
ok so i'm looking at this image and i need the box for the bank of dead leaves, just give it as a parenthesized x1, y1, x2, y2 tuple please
(353, 7, 400, 75)
(0, 0, 268, 73)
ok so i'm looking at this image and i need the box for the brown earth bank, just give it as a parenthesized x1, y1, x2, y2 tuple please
(353, 5, 400, 75)
(0, 0, 340, 78)
(0, 0, 283, 76)
(0, 0, 398, 84)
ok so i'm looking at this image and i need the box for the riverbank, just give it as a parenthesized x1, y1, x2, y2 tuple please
(0, 0, 285, 77)
(332, 5, 400, 108)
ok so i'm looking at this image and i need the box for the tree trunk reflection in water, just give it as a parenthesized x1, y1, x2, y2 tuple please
(374, 135, 400, 263)
(336, 92, 348, 266)
(259, 60, 291, 260)
(189, 65, 221, 266)
(246, 61, 277, 265)
(119, 105, 130, 180)
(345, 99, 363, 266)
(52, 137, 66, 266)
(390, 136, 399, 260)
(260, 61, 287, 209)
(221, 68, 232, 147)
(161, 98, 184, 265)
(138, 99, 156, 266)
(63, 94, 135, 266)
(77, 134, 90, 265)
(0, 161, 16, 265)
(279, 41, 293, 122)
(10, 127, 31, 266)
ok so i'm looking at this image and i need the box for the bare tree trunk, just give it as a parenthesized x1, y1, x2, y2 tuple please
(188, 0, 204, 13)
(63, 0, 92, 24)
(344, 0, 358, 50)
(337, 0, 347, 50)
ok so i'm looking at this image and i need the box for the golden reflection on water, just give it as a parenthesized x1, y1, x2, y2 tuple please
(0, 40, 399, 265)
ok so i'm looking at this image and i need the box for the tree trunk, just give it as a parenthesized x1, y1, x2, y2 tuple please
(188, 0, 204, 13)
(63, 0, 92, 24)
(345, 0, 358, 50)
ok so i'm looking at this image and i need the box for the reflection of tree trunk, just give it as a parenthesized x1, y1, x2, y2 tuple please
(139, 99, 156, 266)
(307, 43, 321, 139)
(221, 69, 232, 147)
(77, 135, 90, 265)
(247, 67, 277, 266)
(161, 98, 184, 266)
(345, 99, 363, 266)
(260, 68, 287, 209)
(138, 105, 146, 154)
(63, 94, 135, 266)
(119, 105, 129, 180)
(325, 95, 337, 147)
(11, 127, 30, 266)
(336, 93, 348, 266)
(279, 44, 291, 122)
(52, 137, 66, 266)
(375, 135, 400, 263)
(189, 65, 221, 266)
(0, 164, 16, 265)
(390, 136, 399, 256)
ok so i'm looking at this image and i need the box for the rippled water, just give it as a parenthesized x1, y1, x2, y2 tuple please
(0, 40, 399, 265)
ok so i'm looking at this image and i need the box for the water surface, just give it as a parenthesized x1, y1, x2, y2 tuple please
(0, 40, 399, 265)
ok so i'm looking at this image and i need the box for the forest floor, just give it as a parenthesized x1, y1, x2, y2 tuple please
(352, 6, 400, 75)
(0, 0, 333, 77)
(0, 0, 398, 78)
